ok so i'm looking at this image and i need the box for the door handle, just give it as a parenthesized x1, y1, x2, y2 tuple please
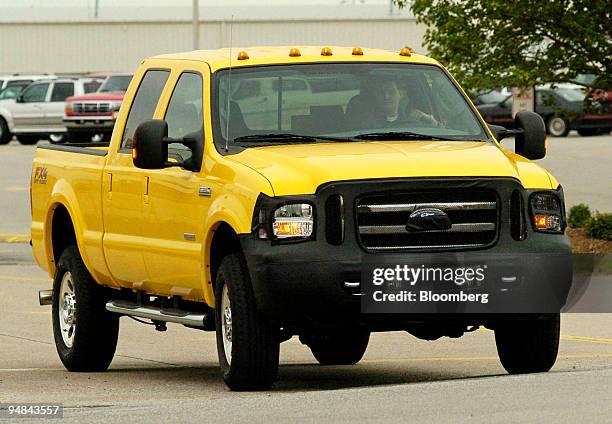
(143, 176, 149, 205)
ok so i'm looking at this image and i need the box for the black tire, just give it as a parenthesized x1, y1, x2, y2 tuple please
(52, 245, 119, 371)
(215, 253, 279, 391)
(308, 330, 370, 365)
(494, 314, 560, 374)
(546, 116, 570, 137)
(0, 117, 11, 145)
(17, 136, 39, 145)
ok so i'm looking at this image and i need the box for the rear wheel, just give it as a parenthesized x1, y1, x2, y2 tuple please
(0, 118, 11, 144)
(546, 116, 570, 137)
(49, 133, 66, 144)
(52, 246, 119, 371)
(215, 253, 280, 391)
(17, 136, 39, 145)
(494, 314, 560, 374)
(307, 330, 370, 365)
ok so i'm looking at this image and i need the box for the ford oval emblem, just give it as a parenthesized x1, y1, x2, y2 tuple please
(406, 208, 452, 232)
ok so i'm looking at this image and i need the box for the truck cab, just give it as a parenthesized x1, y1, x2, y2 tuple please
(31, 46, 572, 391)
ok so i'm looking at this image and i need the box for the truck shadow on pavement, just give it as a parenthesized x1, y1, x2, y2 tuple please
(104, 362, 505, 393)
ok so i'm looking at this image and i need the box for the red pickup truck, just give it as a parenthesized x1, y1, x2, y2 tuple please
(63, 73, 133, 142)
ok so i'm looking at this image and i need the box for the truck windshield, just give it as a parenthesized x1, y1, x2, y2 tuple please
(213, 63, 489, 147)
(99, 75, 133, 93)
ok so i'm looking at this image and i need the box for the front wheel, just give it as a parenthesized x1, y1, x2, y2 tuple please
(0, 118, 11, 144)
(546, 116, 570, 137)
(494, 314, 560, 374)
(307, 330, 370, 365)
(215, 253, 280, 391)
(52, 246, 119, 371)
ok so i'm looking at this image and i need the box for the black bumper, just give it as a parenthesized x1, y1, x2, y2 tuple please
(239, 178, 573, 324)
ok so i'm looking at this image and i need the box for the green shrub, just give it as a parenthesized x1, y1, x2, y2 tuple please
(587, 213, 612, 241)
(568, 203, 592, 228)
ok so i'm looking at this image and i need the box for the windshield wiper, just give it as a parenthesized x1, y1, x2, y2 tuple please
(354, 131, 464, 141)
(232, 133, 354, 144)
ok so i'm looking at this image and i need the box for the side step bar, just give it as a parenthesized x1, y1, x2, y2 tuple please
(39, 289, 53, 306)
(105, 300, 207, 327)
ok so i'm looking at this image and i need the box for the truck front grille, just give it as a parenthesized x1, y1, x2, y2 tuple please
(73, 102, 110, 114)
(356, 191, 498, 251)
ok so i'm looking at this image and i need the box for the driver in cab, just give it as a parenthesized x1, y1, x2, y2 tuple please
(375, 78, 439, 127)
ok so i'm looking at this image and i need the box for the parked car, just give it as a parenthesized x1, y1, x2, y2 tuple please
(0, 74, 56, 91)
(63, 73, 133, 142)
(0, 82, 30, 100)
(0, 77, 103, 145)
(477, 85, 612, 136)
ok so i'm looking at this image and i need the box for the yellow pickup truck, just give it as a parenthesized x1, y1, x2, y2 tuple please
(31, 46, 572, 391)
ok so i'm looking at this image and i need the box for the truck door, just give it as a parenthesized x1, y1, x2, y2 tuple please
(102, 69, 170, 287)
(11, 82, 50, 130)
(141, 71, 209, 299)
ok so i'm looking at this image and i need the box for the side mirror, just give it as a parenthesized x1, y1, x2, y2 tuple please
(132, 120, 172, 169)
(132, 119, 203, 171)
(514, 111, 546, 160)
(15, 95, 24, 103)
(488, 124, 522, 142)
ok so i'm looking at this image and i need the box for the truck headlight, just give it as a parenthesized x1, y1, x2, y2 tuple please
(272, 203, 314, 239)
(529, 192, 564, 233)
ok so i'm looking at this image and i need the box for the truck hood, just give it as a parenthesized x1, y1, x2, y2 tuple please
(229, 140, 555, 196)
(65, 92, 125, 102)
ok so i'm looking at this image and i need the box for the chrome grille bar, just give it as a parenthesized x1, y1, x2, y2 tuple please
(357, 201, 496, 213)
(359, 222, 495, 235)
(367, 244, 484, 251)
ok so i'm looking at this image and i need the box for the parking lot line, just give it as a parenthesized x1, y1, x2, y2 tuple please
(3, 186, 29, 192)
(0, 274, 49, 282)
(561, 335, 612, 345)
(0, 234, 30, 243)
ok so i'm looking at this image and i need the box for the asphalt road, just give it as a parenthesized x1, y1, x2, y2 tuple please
(0, 134, 611, 422)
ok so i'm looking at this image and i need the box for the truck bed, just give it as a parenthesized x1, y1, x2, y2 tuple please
(30, 142, 111, 284)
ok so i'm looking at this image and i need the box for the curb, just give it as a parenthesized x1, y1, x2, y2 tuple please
(0, 234, 30, 243)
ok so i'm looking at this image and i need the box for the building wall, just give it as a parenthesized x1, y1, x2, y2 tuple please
(0, 18, 426, 73)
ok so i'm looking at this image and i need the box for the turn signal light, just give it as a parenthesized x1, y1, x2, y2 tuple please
(352, 47, 364, 56)
(237, 51, 249, 60)
(534, 214, 561, 231)
(321, 47, 333, 56)
(399, 47, 412, 57)
(289, 48, 301, 57)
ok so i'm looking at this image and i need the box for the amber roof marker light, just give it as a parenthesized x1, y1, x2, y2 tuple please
(237, 51, 249, 60)
(399, 47, 412, 57)
(289, 48, 301, 57)
(352, 47, 364, 56)
(321, 47, 333, 56)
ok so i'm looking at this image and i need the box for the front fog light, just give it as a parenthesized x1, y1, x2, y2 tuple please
(530, 192, 564, 233)
(273, 203, 313, 238)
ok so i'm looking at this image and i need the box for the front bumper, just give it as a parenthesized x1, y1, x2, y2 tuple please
(239, 178, 573, 324)
(63, 116, 115, 131)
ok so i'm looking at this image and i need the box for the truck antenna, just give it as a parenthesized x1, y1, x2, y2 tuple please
(224, 15, 235, 152)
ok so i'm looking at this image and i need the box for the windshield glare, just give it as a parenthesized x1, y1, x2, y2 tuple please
(215, 63, 488, 146)
(100, 75, 132, 92)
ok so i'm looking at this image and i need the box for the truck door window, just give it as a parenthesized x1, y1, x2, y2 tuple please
(121, 70, 170, 149)
(50, 82, 75, 102)
(21, 83, 49, 103)
(164, 72, 203, 162)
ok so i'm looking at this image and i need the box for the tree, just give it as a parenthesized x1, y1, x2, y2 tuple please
(394, 0, 611, 94)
